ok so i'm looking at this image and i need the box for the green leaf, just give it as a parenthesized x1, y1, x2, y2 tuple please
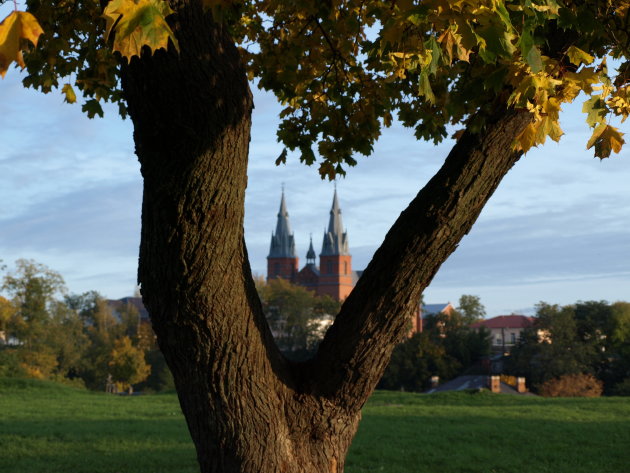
(275, 148, 288, 165)
(405, 6, 429, 26)
(566, 45, 594, 66)
(477, 23, 515, 61)
(425, 36, 441, 75)
(494, 2, 513, 30)
(483, 66, 508, 92)
(418, 71, 435, 104)
(519, 29, 534, 59)
(82, 99, 104, 119)
(526, 45, 543, 73)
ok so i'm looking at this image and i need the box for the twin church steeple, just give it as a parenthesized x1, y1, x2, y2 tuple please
(268, 191, 297, 259)
(267, 189, 355, 301)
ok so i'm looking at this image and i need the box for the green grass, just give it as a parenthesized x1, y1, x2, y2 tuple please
(2, 379, 630, 473)
(350, 390, 630, 473)
(0, 378, 197, 473)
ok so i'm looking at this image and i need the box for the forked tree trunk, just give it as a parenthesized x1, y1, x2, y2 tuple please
(120, 4, 531, 473)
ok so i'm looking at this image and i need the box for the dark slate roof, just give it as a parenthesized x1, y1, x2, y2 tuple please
(107, 297, 149, 322)
(470, 315, 534, 330)
(299, 264, 320, 277)
(320, 189, 350, 256)
(422, 303, 452, 316)
(306, 237, 316, 261)
(268, 191, 297, 258)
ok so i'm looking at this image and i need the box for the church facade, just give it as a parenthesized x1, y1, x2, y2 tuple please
(267, 190, 360, 301)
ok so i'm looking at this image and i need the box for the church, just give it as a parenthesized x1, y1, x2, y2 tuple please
(267, 190, 361, 301)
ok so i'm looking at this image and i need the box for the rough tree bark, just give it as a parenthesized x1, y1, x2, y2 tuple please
(120, 4, 532, 473)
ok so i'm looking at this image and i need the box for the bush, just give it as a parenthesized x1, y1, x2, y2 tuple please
(537, 373, 603, 398)
(0, 348, 26, 378)
(611, 378, 630, 396)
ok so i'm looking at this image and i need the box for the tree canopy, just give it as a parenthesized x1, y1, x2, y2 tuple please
(508, 300, 630, 394)
(1, 0, 628, 175)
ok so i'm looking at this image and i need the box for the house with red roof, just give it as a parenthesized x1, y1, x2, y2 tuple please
(470, 315, 534, 353)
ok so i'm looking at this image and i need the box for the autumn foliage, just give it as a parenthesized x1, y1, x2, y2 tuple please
(0, 10, 42, 78)
(538, 373, 604, 398)
(1, 0, 628, 167)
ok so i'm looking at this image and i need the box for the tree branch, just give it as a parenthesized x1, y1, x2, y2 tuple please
(310, 105, 532, 410)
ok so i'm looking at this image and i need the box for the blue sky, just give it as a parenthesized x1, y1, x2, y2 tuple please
(0, 62, 628, 317)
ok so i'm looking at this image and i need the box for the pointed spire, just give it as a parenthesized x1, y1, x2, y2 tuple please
(268, 190, 297, 258)
(321, 189, 350, 256)
(306, 235, 316, 265)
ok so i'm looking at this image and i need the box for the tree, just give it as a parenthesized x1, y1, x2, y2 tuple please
(3, 1, 629, 472)
(257, 278, 340, 359)
(1, 259, 66, 348)
(108, 336, 151, 393)
(0, 296, 15, 339)
(508, 302, 597, 388)
(44, 300, 90, 380)
(456, 294, 486, 325)
(379, 332, 459, 392)
(79, 297, 123, 389)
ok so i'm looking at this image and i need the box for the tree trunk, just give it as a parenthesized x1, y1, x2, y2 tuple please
(120, 4, 531, 473)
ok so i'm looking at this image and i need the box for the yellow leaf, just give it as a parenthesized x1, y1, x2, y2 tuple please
(103, 0, 179, 60)
(586, 123, 607, 149)
(587, 124, 625, 159)
(61, 83, 77, 104)
(542, 97, 561, 121)
(515, 122, 537, 153)
(0, 11, 44, 78)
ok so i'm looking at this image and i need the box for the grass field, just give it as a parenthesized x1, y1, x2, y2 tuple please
(1, 378, 629, 473)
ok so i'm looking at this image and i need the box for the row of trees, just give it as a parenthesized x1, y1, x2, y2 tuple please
(508, 301, 630, 396)
(0, 261, 342, 390)
(0, 259, 172, 393)
(4, 260, 627, 398)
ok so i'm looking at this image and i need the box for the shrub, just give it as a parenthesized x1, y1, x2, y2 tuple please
(611, 378, 630, 396)
(537, 373, 603, 398)
(0, 348, 26, 377)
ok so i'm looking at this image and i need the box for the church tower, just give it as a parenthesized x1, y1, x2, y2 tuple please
(318, 190, 354, 300)
(267, 191, 298, 281)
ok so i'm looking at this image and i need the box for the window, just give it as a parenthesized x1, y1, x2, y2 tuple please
(327, 261, 333, 274)
(510, 333, 516, 344)
(344, 262, 348, 274)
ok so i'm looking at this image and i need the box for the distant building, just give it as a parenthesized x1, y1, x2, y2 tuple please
(107, 297, 150, 324)
(267, 189, 361, 301)
(470, 315, 534, 352)
(410, 302, 455, 334)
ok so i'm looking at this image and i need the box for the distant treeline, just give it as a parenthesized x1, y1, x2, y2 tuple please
(380, 299, 630, 396)
(508, 300, 630, 396)
(0, 259, 172, 392)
